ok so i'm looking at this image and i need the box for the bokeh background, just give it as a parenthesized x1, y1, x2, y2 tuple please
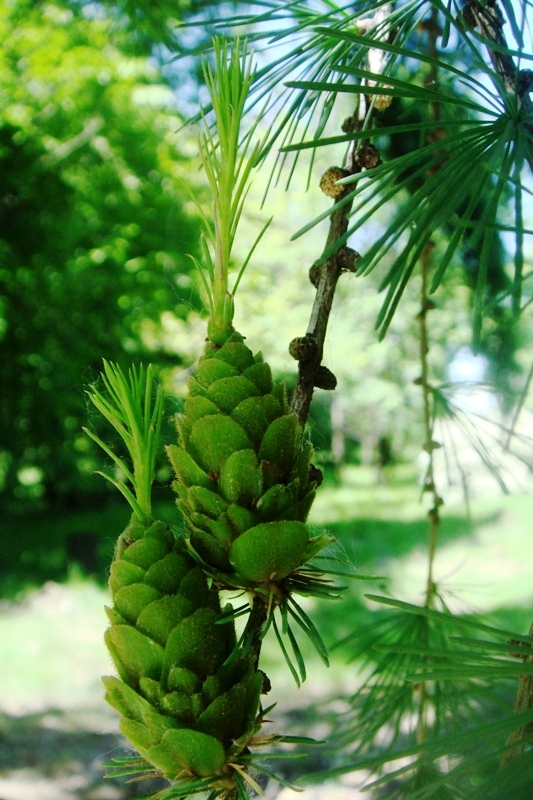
(1, 1, 532, 798)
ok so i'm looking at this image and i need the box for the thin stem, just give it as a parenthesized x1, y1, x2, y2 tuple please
(416, 242, 442, 747)
(289, 181, 359, 426)
(414, 9, 446, 745)
(421, 1, 443, 608)
(418, 247, 440, 606)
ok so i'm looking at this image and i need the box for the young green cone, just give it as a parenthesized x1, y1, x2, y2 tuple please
(168, 330, 318, 586)
(104, 516, 263, 783)
(86, 38, 339, 795)
(85, 363, 266, 795)
(167, 39, 329, 594)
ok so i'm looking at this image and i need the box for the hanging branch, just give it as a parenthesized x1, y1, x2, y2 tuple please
(463, 2, 533, 763)
(418, 5, 445, 614)
(413, 9, 446, 750)
(414, 241, 444, 749)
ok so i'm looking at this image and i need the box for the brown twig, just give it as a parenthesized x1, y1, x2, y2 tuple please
(414, 242, 444, 748)
(251, 8, 392, 678)
(288, 2, 392, 427)
(465, 0, 522, 96)
(288, 177, 361, 426)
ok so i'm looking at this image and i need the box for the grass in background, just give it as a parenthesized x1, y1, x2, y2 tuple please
(0, 579, 110, 715)
(1, 463, 531, 716)
(308, 463, 533, 655)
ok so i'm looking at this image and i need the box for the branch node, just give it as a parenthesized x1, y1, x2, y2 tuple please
(319, 166, 351, 198)
(354, 143, 382, 169)
(288, 334, 319, 362)
(338, 247, 361, 273)
(309, 263, 322, 288)
(342, 114, 359, 133)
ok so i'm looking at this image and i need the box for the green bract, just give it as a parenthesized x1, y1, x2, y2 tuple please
(168, 330, 318, 588)
(103, 518, 263, 783)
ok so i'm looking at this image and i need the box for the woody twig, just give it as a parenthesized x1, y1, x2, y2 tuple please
(289, 5, 393, 427)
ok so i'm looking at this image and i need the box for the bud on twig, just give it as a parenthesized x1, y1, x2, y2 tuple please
(354, 144, 382, 170)
(289, 334, 319, 362)
(314, 365, 337, 390)
(319, 166, 350, 198)
(338, 247, 361, 273)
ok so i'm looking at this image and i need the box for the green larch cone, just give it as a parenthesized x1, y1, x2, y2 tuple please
(103, 515, 263, 786)
(167, 329, 321, 589)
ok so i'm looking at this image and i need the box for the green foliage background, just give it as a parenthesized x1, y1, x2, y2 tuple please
(0, 0, 202, 509)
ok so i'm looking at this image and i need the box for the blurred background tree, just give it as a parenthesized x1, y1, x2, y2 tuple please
(3, 0, 529, 513)
(0, 0, 202, 511)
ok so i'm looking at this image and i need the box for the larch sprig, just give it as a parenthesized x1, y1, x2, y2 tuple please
(169, 39, 335, 623)
(87, 36, 343, 798)
(195, 37, 271, 345)
(84, 361, 163, 527)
